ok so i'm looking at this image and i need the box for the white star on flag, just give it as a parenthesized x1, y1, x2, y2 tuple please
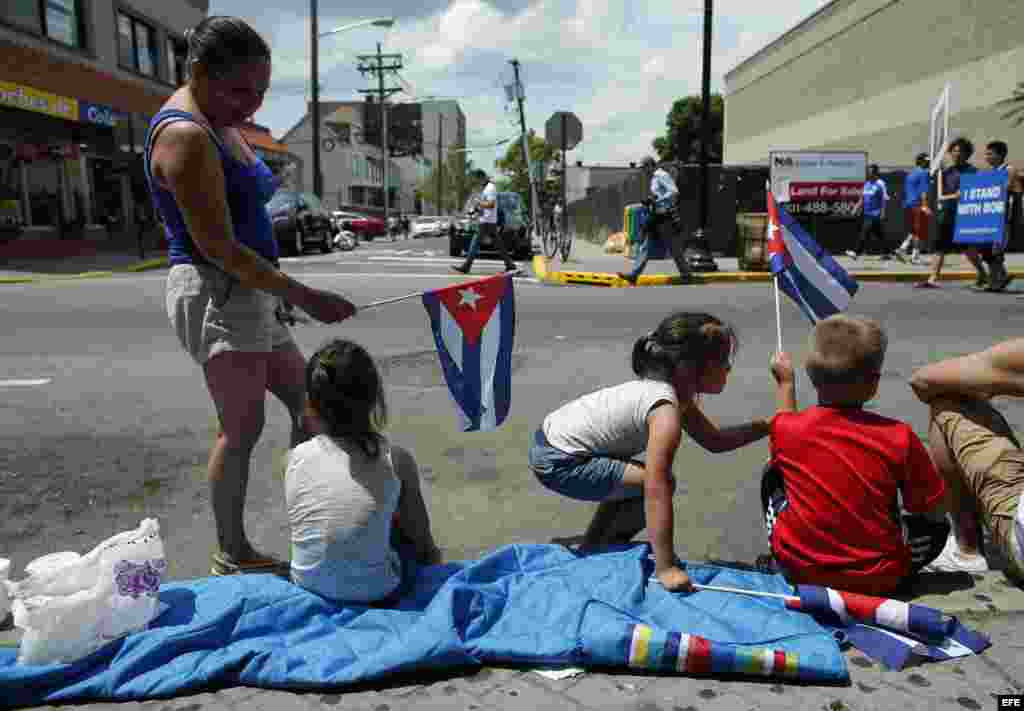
(458, 288, 483, 309)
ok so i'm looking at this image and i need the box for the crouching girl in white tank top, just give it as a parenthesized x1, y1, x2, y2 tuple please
(529, 312, 773, 592)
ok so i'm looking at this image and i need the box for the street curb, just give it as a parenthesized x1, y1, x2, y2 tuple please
(114, 256, 169, 273)
(0, 255, 168, 285)
(533, 256, 1024, 287)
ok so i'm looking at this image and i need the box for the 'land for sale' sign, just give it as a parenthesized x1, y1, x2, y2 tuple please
(770, 151, 867, 218)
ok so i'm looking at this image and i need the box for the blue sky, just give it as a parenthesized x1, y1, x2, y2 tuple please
(208, 0, 832, 171)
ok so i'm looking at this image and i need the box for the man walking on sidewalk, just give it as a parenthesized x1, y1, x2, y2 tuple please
(453, 169, 518, 275)
(846, 164, 892, 260)
(618, 157, 680, 285)
(895, 153, 932, 265)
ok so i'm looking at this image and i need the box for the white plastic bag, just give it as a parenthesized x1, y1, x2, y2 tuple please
(8, 518, 167, 665)
(0, 558, 10, 621)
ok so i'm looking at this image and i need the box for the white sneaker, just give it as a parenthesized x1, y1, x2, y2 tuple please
(845, 250, 858, 260)
(922, 533, 989, 573)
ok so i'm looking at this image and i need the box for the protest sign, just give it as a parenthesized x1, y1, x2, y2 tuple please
(953, 170, 1009, 245)
(769, 151, 866, 218)
(930, 84, 951, 175)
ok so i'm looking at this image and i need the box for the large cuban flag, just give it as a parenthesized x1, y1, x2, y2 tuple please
(422, 273, 515, 431)
(767, 190, 859, 324)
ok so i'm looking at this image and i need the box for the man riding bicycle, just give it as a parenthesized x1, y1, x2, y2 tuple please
(618, 157, 680, 285)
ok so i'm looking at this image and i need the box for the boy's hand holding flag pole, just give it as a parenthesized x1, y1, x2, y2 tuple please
(766, 184, 859, 352)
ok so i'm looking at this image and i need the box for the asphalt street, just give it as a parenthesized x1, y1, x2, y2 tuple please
(4, 235, 1024, 585)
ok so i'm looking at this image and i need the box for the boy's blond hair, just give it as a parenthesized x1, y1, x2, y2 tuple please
(805, 315, 887, 387)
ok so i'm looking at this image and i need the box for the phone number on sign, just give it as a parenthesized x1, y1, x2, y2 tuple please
(785, 200, 860, 217)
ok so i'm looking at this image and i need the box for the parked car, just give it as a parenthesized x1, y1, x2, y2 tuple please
(331, 211, 386, 240)
(448, 192, 531, 259)
(411, 216, 447, 239)
(267, 190, 333, 256)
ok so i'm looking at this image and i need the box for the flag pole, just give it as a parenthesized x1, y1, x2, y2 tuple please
(773, 276, 783, 353)
(767, 180, 783, 353)
(692, 583, 797, 602)
(358, 291, 425, 310)
(356, 272, 511, 311)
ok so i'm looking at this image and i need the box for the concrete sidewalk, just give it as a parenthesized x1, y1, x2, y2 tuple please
(535, 235, 1024, 288)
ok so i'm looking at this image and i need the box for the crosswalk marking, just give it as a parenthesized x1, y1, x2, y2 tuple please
(0, 378, 51, 387)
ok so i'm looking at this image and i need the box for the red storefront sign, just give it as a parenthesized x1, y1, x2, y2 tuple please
(14, 143, 81, 161)
(787, 182, 863, 202)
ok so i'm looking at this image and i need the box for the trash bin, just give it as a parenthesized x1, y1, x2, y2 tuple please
(737, 212, 769, 271)
(624, 203, 646, 258)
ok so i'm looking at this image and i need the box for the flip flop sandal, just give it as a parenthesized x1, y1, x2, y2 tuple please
(913, 281, 940, 289)
(210, 551, 289, 577)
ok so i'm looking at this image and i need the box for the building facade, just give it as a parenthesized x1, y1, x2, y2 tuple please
(409, 100, 466, 215)
(723, 0, 1024, 169)
(280, 98, 465, 217)
(1, 0, 207, 243)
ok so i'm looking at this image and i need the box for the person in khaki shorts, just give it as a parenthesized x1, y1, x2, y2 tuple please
(910, 339, 1024, 585)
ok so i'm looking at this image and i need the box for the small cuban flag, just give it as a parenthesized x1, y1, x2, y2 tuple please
(422, 273, 516, 431)
(786, 584, 990, 670)
(767, 190, 859, 324)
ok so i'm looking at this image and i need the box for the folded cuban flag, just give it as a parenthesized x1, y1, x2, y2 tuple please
(786, 584, 990, 670)
(422, 273, 516, 431)
(767, 190, 859, 324)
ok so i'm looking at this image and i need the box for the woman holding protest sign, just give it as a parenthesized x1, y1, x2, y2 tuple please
(916, 137, 977, 289)
(145, 16, 357, 576)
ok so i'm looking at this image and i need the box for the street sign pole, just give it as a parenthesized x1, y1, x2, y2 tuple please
(561, 113, 567, 238)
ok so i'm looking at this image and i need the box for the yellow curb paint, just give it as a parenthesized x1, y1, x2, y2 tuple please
(538, 268, 1023, 287)
(115, 257, 168, 273)
(0, 277, 35, 285)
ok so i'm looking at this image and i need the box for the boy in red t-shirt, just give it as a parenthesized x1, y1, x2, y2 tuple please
(763, 315, 949, 595)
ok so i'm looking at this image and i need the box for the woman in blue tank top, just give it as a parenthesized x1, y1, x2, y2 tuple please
(145, 16, 357, 576)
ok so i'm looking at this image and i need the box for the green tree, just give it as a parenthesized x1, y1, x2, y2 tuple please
(652, 94, 724, 163)
(415, 151, 475, 213)
(999, 82, 1024, 126)
(495, 130, 560, 214)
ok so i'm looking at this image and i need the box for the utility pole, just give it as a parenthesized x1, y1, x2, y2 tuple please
(310, 0, 321, 199)
(509, 59, 540, 244)
(688, 0, 718, 271)
(436, 114, 443, 214)
(357, 44, 402, 226)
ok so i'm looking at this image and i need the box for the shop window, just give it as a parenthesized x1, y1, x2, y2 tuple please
(118, 11, 158, 77)
(2, 0, 86, 48)
(25, 159, 63, 227)
(0, 148, 25, 230)
(2, 0, 43, 33)
(166, 36, 188, 85)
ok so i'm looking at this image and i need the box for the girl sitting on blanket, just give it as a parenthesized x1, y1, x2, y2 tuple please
(285, 339, 442, 604)
(529, 311, 775, 593)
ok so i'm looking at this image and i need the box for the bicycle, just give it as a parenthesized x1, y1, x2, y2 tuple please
(540, 220, 559, 259)
(555, 224, 572, 262)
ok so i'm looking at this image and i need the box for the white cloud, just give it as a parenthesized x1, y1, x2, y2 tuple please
(207, 0, 834, 168)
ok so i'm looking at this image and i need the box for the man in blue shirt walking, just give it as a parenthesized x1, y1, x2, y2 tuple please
(846, 164, 892, 260)
(896, 153, 931, 265)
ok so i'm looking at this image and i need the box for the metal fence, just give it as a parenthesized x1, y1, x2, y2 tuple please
(566, 163, 1023, 256)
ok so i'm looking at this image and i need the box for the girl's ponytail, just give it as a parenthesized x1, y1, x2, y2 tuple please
(631, 312, 738, 383)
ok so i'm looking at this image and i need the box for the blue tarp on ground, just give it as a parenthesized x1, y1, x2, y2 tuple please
(0, 544, 848, 707)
